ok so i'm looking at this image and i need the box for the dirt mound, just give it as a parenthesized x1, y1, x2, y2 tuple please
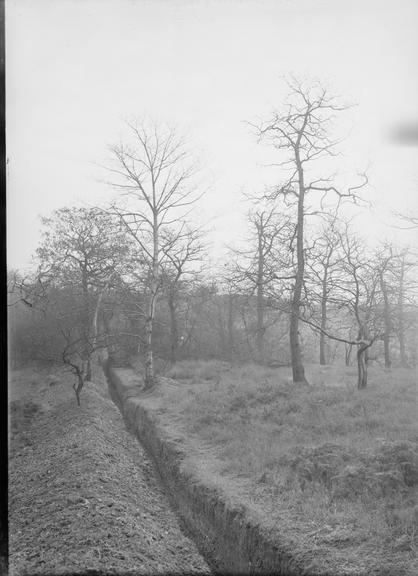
(9, 367, 210, 575)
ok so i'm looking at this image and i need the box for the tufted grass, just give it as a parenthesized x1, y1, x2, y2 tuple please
(157, 360, 418, 572)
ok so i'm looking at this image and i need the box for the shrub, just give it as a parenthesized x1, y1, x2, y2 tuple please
(166, 359, 230, 382)
(279, 443, 352, 490)
(10, 400, 42, 434)
(373, 441, 418, 487)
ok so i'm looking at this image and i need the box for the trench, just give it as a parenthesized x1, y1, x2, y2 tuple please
(102, 357, 311, 576)
(104, 367, 218, 573)
(9, 363, 212, 576)
(105, 368, 218, 574)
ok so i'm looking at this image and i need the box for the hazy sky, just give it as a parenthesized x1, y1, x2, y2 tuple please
(6, 0, 418, 271)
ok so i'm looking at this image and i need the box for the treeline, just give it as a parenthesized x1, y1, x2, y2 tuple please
(8, 208, 417, 381)
(8, 79, 418, 403)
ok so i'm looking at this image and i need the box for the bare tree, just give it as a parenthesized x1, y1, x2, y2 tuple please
(214, 272, 238, 362)
(14, 282, 110, 405)
(55, 290, 111, 406)
(373, 244, 398, 369)
(106, 120, 201, 387)
(36, 207, 128, 380)
(305, 213, 343, 365)
(161, 227, 205, 364)
(392, 248, 417, 367)
(7, 269, 50, 310)
(338, 229, 382, 388)
(253, 78, 367, 384)
(228, 203, 291, 362)
(60, 328, 107, 406)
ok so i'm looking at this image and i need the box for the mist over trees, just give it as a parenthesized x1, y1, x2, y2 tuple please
(8, 81, 418, 404)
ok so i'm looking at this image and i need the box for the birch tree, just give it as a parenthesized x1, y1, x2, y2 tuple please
(106, 120, 201, 387)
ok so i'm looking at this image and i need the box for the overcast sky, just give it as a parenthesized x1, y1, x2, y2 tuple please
(6, 0, 418, 271)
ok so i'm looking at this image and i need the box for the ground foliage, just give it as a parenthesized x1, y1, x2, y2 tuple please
(9, 366, 210, 576)
(153, 360, 418, 575)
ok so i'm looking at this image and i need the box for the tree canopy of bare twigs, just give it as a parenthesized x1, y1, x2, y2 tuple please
(105, 119, 203, 386)
(33, 207, 129, 400)
(227, 200, 292, 362)
(253, 77, 368, 385)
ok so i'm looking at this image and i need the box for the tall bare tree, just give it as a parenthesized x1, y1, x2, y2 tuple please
(106, 120, 201, 387)
(254, 78, 367, 384)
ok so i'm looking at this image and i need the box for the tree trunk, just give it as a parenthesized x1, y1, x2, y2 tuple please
(356, 327, 370, 389)
(92, 285, 107, 347)
(218, 314, 226, 353)
(86, 358, 92, 382)
(319, 273, 328, 365)
(379, 271, 391, 369)
(357, 344, 368, 389)
(73, 369, 84, 406)
(144, 214, 160, 389)
(241, 307, 255, 361)
(102, 312, 115, 356)
(383, 332, 391, 369)
(319, 332, 326, 365)
(290, 150, 308, 385)
(168, 289, 179, 364)
(144, 283, 158, 388)
(290, 306, 306, 383)
(81, 266, 92, 381)
(87, 288, 105, 379)
(227, 293, 235, 361)
(398, 259, 408, 367)
(256, 235, 265, 363)
(345, 343, 353, 366)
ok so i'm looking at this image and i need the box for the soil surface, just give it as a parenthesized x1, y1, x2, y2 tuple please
(9, 365, 211, 575)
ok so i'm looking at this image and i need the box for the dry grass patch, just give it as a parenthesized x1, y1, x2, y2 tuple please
(154, 360, 418, 574)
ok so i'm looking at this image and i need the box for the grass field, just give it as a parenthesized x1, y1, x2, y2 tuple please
(153, 359, 418, 574)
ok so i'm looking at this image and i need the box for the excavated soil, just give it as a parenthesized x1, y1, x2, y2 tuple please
(8, 365, 211, 576)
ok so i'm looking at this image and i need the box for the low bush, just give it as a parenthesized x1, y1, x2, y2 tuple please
(165, 359, 230, 382)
